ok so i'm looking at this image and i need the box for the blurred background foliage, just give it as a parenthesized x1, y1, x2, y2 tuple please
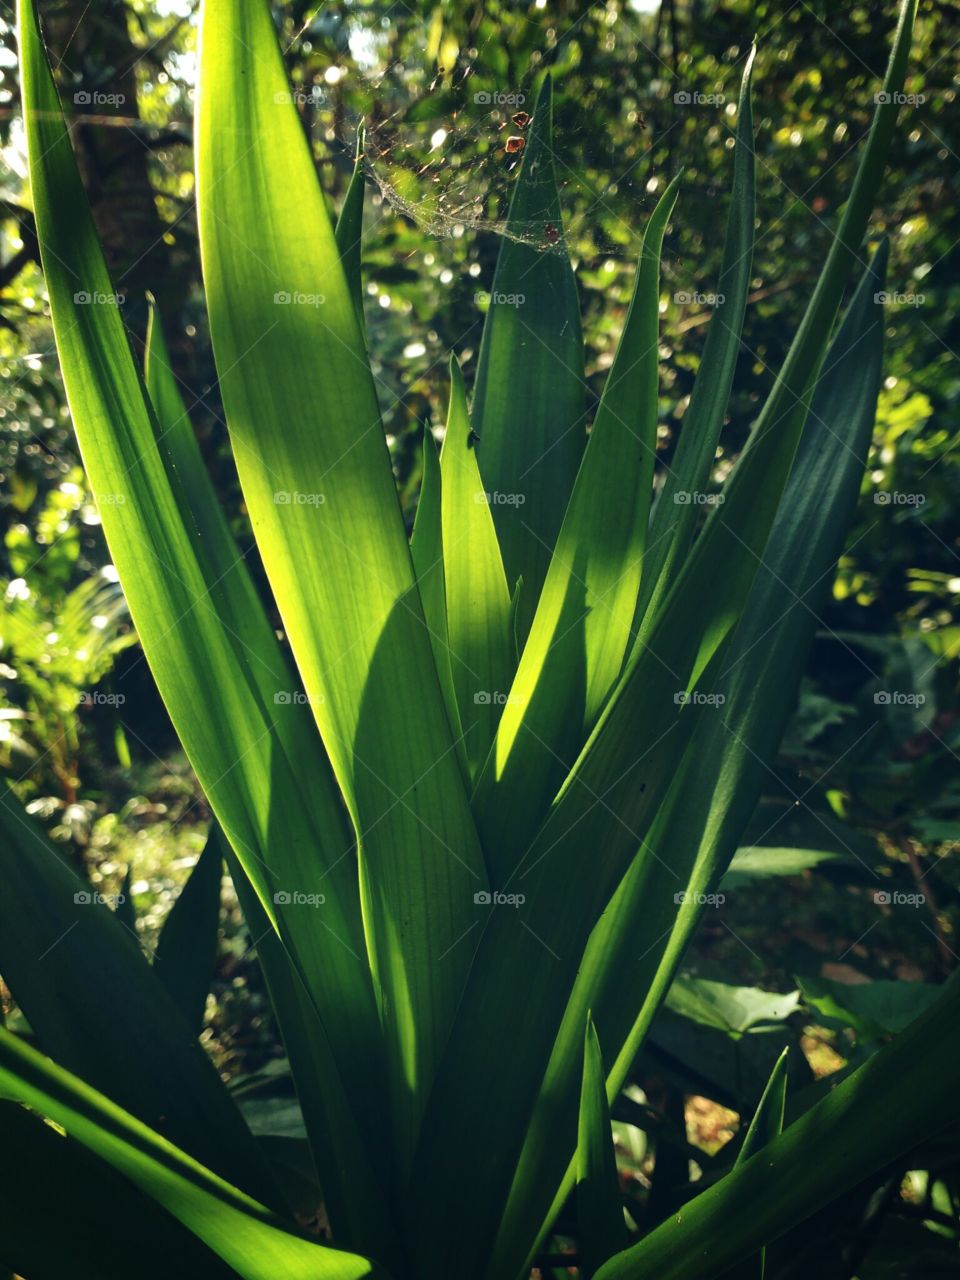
(0, 1, 958, 1270)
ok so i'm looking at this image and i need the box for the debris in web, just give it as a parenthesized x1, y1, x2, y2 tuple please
(298, 20, 656, 259)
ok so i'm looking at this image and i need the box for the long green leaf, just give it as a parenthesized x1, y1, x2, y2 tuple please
(0, 1029, 385, 1280)
(336, 123, 367, 331)
(576, 1017, 628, 1277)
(141, 297, 395, 1255)
(197, 0, 488, 1167)
(594, 975, 960, 1280)
(475, 173, 681, 870)
(729, 1047, 788, 1280)
(0, 786, 276, 1207)
(18, 0, 385, 1130)
(471, 75, 585, 640)
(153, 821, 224, 1037)
(224, 854, 401, 1264)
(17, 10, 389, 1236)
(410, 425, 468, 781)
(494, 237, 890, 1280)
(629, 47, 756, 646)
(440, 355, 513, 777)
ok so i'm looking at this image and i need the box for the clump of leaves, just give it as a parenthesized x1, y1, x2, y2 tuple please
(1, 3, 949, 1280)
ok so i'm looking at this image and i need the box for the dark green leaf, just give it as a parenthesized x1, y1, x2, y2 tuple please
(472, 75, 585, 639)
(154, 824, 224, 1037)
(576, 1017, 628, 1276)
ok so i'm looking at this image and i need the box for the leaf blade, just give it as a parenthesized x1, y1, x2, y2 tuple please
(0, 786, 276, 1206)
(475, 174, 682, 869)
(16, 18, 388, 1242)
(471, 75, 585, 639)
(577, 1017, 628, 1277)
(141, 298, 395, 1253)
(440, 355, 513, 776)
(153, 823, 224, 1038)
(0, 1028, 385, 1280)
(594, 974, 959, 1280)
(197, 0, 489, 1169)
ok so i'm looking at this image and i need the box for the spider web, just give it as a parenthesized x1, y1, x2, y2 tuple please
(300, 16, 657, 259)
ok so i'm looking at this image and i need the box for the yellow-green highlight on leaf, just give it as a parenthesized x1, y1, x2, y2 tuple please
(196, 0, 488, 1168)
(410, 424, 468, 783)
(440, 355, 513, 779)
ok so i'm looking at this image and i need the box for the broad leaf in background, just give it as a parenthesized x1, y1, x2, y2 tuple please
(471, 75, 585, 640)
(644, 979, 799, 1120)
(797, 976, 943, 1041)
(594, 972, 960, 1280)
(665, 978, 800, 1036)
(721, 846, 856, 888)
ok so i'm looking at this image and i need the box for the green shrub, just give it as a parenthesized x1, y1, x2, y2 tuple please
(2, 2, 951, 1278)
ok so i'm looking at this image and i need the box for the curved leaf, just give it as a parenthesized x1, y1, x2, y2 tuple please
(0, 786, 276, 1207)
(595, 973, 960, 1280)
(0, 1029, 385, 1280)
(0, 1101, 235, 1280)
(17, 3, 386, 1221)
